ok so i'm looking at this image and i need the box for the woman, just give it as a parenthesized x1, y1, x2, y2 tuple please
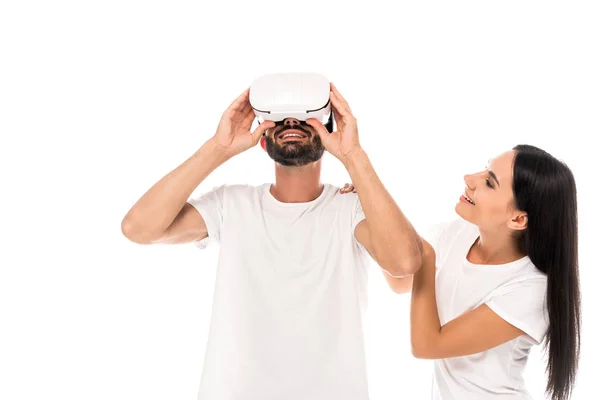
(342, 144, 581, 400)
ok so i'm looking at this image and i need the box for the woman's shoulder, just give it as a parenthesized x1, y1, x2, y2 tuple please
(426, 217, 476, 242)
(513, 257, 548, 284)
(424, 217, 477, 262)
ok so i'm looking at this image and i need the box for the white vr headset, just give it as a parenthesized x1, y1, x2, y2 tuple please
(249, 72, 334, 132)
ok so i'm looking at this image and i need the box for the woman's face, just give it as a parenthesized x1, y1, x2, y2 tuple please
(455, 150, 527, 232)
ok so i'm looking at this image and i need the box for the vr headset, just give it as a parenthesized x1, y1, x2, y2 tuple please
(249, 72, 334, 133)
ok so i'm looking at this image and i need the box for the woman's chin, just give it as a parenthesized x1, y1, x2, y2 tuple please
(455, 203, 475, 224)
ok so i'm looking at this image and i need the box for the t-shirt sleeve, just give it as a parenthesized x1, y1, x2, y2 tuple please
(187, 184, 226, 249)
(425, 222, 445, 256)
(351, 194, 367, 247)
(423, 220, 455, 267)
(485, 277, 549, 344)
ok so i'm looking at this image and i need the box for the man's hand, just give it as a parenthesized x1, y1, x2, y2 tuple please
(306, 83, 362, 165)
(211, 88, 275, 157)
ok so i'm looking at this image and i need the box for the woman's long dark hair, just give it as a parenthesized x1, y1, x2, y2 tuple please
(512, 144, 581, 400)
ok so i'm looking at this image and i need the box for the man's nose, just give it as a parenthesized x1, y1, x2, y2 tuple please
(283, 118, 301, 127)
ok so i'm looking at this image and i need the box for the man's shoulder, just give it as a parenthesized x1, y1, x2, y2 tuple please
(327, 183, 357, 203)
(213, 182, 268, 196)
(226, 182, 267, 190)
(190, 183, 267, 205)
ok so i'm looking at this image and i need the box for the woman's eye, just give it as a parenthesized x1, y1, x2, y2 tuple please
(486, 178, 494, 188)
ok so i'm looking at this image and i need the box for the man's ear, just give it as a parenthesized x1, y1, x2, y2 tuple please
(260, 135, 266, 151)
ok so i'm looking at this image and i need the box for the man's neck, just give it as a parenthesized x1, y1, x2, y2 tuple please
(270, 160, 323, 203)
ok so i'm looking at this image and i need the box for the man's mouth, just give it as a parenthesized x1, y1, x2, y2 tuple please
(278, 129, 308, 141)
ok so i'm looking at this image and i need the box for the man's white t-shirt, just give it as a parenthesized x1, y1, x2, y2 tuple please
(188, 183, 370, 400)
(427, 218, 549, 400)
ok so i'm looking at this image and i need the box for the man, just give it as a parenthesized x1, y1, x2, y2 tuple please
(121, 82, 423, 400)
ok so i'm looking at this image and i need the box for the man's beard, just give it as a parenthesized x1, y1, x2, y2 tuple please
(264, 128, 325, 167)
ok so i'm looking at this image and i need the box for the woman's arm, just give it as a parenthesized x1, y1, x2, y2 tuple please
(410, 239, 526, 359)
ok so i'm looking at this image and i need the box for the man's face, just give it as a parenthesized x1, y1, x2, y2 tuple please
(263, 118, 325, 166)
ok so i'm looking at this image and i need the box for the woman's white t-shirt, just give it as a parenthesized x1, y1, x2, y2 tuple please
(427, 218, 549, 400)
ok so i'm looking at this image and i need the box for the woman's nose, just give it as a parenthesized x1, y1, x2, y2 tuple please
(464, 174, 475, 189)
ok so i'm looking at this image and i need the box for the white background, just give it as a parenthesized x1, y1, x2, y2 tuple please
(1, 1, 598, 399)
